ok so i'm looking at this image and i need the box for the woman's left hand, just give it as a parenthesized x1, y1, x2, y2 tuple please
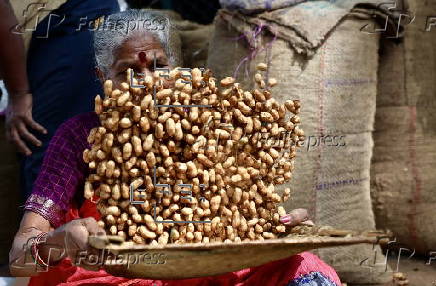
(280, 208, 314, 227)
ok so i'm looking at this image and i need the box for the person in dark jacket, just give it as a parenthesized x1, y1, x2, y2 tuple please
(0, 0, 120, 198)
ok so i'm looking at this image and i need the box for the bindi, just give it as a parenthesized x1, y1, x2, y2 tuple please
(138, 51, 147, 63)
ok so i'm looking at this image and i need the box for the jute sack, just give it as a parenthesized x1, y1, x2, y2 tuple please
(219, 0, 307, 12)
(207, 2, 396, 284)
(174, 20, 213, 68)
(153, 10, 212, 68)
(371, 0, 436, 255)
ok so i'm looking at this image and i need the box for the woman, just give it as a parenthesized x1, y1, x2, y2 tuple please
(9, 10, 341, 286)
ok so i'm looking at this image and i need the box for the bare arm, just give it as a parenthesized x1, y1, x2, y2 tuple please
(9, 212, 58, 277)
(10, 211, 104, 277)
(0, 0, 29, 96)
(0, 0, 47, 155)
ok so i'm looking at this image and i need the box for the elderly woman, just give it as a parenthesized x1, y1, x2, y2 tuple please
(9, 10, 341, 286)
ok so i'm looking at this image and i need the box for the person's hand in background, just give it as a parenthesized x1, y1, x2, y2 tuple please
(5, 92, 46, 155)
(0, 0, 47, 155)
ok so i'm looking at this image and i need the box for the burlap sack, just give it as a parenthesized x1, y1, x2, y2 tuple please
(371, 0, 436, 255)
(152, 10, 212, 68)
(174, 21, 213, 69)
(219, 0, 307, 12)
(220, 0, 412, 23)
(207, 3, 394, 284)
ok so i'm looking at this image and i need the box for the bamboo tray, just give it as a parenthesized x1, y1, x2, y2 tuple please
(88, 229, 388, 279)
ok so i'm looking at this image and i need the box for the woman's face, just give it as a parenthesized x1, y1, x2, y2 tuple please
(107, 31, 170, 87)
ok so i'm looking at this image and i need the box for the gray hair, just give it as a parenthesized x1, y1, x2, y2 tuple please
(94, 9, 182, 75)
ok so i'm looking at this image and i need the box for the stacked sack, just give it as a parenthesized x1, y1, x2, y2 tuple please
(176, 20, 213, 69)
(157, 10, 213, 69)
(371, 0, 436, 255)
(207, 0, 404, 284)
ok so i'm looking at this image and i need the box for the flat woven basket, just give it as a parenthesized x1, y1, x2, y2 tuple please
(88, 230, 386, 279)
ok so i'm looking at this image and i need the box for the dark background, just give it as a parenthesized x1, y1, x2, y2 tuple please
(125, 0, 221, 24)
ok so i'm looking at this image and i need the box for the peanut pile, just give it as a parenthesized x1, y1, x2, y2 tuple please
(83, 63, 304, 245)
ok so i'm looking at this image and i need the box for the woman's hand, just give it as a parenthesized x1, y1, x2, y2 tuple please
(5, 93, 47, 155)
(10, 213, 105, 276)
(42, 217, 105, 270)
(280, 208, 314, 227)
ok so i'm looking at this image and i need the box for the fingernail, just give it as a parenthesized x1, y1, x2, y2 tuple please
(280, 215, 291, 224)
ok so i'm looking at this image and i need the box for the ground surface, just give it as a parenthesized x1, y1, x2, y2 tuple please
(348, 256, 436, 286)
(387, 255, 436, 286)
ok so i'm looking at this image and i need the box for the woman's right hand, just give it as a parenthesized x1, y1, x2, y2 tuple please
(280, 209, 314, 227)
(42, 217, 106, 270)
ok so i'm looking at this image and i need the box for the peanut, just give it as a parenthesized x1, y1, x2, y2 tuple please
(85, 66, 304, 244)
